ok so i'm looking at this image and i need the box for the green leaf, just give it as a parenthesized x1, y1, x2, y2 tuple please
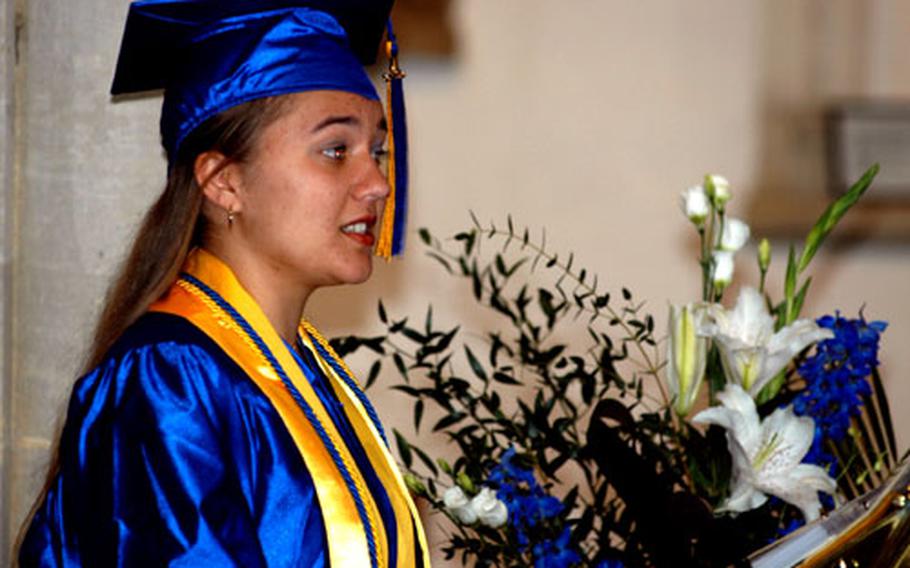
(392, 352, 409, 382)
(418, 227, 432, 246)
(426, 252, 452, 273)
(754, 371, 786, 405)
(391, 384, 421, 397)
(797, 163, 878, 274)
(394, 428, 413, 469)
(790, 276, 812, 322)
(471, 264, 482, 300)
(464, 346, 488, 381)
(412, 445, 439, 476)
(782, 244, 797, 326)
(434, 411, 467, 432)
(504, 257, 528, 277)
(454, 230, 477, 256)
(389, 318, 407, 333)
(492, 371, 521, 385)
(469, 210, 481, 229)
(420, 327, 457, 358)
(424, 306, 433, 335)
(365, 360, 381, 390)
(414, 399, 424, 432)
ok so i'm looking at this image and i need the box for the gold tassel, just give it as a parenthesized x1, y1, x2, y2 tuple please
(375, 40, 397, 261)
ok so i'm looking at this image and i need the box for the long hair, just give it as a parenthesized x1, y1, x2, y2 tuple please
(83, 96, 290, 372)
(15, 95, 291, 559)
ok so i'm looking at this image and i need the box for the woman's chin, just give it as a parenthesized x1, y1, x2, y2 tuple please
(338, 257, 374, 286)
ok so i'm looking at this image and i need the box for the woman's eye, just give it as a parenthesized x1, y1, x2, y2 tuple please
(371, 147, 389, 163)
(322, 145, 347, 160)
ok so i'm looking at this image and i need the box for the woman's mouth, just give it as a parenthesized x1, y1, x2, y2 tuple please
(341, 217, 376, 247)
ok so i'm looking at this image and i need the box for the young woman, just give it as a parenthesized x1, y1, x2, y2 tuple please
(18, 1, 427, 566)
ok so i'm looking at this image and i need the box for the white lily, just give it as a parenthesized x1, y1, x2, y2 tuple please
(701, 287, 833, 396)
(666, 303, 709, 416)
(680, 185, 710, 226)
(692, 384, 837, 521)
(719, 217, 750, 252)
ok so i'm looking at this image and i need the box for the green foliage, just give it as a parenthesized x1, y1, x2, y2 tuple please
(338, 217, 752, 566)
(329, 165, 891, 567)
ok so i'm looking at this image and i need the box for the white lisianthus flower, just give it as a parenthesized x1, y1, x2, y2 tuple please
(700, 287, 834, 396)
(705, 174, 731, 207)
(680, 185, 710, 226)
(443, 486, 477, 525)
(711, 250, 735, 290)
(470, 487, 508, 528)
(692, 384, 837, 521)
(666, 303, 709, 417)
(719, 218, 750, 252)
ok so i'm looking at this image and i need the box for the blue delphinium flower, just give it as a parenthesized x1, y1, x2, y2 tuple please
(532, 527, 581, 568)
(773, 517, 806, 541)
(776, 313, 886, 538)
(489, 447, 580, 565)
(794, 313, 886, 448)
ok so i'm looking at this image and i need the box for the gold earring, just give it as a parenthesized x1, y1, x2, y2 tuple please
(227, 208, 235, 226)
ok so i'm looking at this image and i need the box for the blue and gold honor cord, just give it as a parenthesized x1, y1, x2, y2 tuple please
(150, 249, 429, 567)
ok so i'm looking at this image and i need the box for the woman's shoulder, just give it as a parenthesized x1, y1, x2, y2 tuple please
(73, 312, 247, 414)
(108, 311, 226, 358)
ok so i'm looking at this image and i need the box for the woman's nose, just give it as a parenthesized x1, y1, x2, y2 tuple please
(354, 156, 391, 202)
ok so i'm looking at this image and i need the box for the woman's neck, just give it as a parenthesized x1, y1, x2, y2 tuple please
(202, 242, 313, 345)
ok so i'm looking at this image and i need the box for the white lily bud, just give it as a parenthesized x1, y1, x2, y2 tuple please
(712, 250, 735, 290)
(719, 218, 750, 252)
(680, 185, 710, 226)
(470, 487, 508, 528)
(666, 303, 709, 417)
(705, 174, 731, 208)
(443, 486, 478, 524)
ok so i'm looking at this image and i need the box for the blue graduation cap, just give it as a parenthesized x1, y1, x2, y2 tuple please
(111, 0, 408, 256)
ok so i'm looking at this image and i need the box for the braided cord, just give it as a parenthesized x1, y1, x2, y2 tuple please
(178, 274, 381, 568)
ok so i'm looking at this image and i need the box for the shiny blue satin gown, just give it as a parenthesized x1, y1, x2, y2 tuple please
(19, 312, 399, 567)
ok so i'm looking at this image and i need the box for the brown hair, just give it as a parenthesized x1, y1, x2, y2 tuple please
(83, 96, 291, 372)
(15, 95, 291, 560)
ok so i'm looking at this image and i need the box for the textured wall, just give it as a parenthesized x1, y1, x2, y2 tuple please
(3, 0, 910, 564)
(5, 0, 164, 555)
(0, 0, 15, 566)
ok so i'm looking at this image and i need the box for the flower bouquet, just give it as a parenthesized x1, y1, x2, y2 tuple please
(333, 164, 902, 566)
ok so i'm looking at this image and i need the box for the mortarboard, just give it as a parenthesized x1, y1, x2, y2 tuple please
(111, 0, 408, 257)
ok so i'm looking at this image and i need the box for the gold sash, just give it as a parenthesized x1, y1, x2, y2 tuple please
(149, 249, 429, 567)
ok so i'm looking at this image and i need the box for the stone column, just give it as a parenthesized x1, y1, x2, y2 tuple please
(1, 0, 19, 563)
(5, 0, 164, 559)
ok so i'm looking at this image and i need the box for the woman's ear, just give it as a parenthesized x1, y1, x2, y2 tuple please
(195, 150, 242, 213)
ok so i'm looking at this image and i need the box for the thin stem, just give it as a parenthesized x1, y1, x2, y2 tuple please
(698, 226, 710, 302)
(452, 227, 669, 408)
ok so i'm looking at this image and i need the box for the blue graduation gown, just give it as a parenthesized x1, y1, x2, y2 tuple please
(19, 312, 401, 567)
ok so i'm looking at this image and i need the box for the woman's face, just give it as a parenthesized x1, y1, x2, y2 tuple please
(229, 90, 389, 291)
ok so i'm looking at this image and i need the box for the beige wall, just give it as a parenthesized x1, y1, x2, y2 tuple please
(3, 0, 909, 564)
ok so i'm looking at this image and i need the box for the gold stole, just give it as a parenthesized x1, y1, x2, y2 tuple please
(149, 249, 429, 567)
